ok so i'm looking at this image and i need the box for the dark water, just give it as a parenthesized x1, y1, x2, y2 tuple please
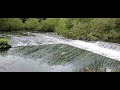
(0, 31, 120, 72)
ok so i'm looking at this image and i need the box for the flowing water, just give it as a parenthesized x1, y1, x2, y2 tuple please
(0, 31, 120, 72)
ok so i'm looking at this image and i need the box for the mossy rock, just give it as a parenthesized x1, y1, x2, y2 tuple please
(0, 37, 11, 50)
(0, 44, 11, 50)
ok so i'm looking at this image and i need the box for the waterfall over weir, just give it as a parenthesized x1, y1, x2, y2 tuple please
(95, 41, 120, 51)
(0, 32, 120, 72)
(8, 32, 120, 61)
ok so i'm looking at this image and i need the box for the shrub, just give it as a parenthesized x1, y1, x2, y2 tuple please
(0, 18, 120, 43)
(70, 22, 90, 39)
(54, 18, 120, 42)
(0, 38, 11, 50)
(89, 18, 117, 32)
(40, 18, 60, 32)
(0, 18, 23, 30)
(78, 18, 93, 23)
(55, 18, 74, 35)
(24, 18, 42, 30)
(0, 38, 8, 44)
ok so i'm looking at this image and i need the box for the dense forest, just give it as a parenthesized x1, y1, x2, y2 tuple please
(0, 18, 120, 44)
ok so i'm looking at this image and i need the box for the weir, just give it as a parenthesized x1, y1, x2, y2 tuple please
(0, 32, 120, 72)
(8, 32, 120, 61)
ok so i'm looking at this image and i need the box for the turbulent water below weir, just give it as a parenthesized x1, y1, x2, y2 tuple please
(0, 31, 120, 72)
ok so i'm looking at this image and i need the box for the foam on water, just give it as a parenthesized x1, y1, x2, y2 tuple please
(1, 32, 120, 72)
(95, 41, 120, 51)
(7, 32, 120, 61)
(65, 40, 120, 61)
(9, 33, 64, 47)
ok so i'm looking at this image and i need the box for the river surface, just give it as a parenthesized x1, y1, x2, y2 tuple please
(0, 31, 120, 72)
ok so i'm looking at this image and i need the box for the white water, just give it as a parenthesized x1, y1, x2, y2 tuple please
(66, 40, 120, 61)
(8, 32, 120, 61)
(95, 41, 120, 51)
(1, 32, 120, 72)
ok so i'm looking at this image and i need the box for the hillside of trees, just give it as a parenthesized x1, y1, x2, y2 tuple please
(0, 18, 120, 43)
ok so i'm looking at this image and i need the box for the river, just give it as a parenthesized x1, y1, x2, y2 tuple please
(0, 31, 120, 72)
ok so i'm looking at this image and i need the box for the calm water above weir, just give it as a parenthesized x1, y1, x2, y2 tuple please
(0, 31, 120, 72)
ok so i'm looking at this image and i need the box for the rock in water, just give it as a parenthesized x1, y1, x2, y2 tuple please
(0, 44, 11, 50)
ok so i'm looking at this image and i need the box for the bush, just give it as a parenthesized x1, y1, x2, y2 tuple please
(0, 38, 11, 50)
(89, 18, 117, 32)
(40, 18, 60, 32)
(0, 38, 8, 44)
(55, 18, 74, 35)
(70, 22, 90, 40)
(54, 18, 120, 43)
(0, 18, 23, 30)
(88, 18, 120, 41)
(24, 18, 42, 30)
